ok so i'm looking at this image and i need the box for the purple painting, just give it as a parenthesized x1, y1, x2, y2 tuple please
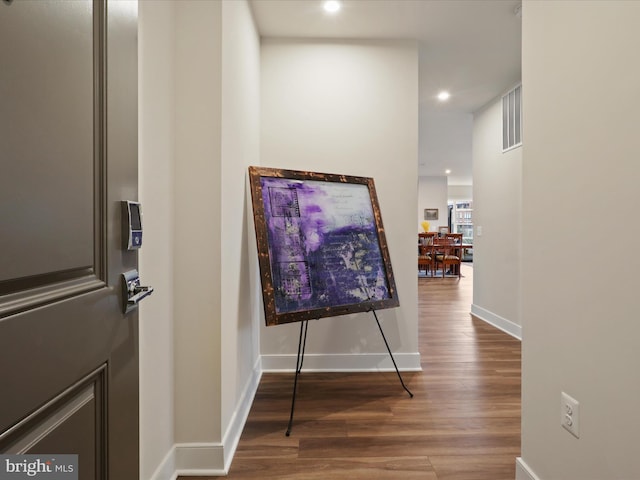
(249, 167, 399, 325)
(258, 175, 394, 319)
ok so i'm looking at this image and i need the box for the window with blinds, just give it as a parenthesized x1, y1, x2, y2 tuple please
(502, 84, 522, 152)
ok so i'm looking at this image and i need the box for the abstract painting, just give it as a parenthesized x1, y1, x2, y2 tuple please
(249, 167, 399, 326)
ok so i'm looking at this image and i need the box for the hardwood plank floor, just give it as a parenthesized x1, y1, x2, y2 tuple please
(181, 264, 521, 479)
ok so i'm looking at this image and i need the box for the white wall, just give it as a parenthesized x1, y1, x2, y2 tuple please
(417, 176, 448, 232)
(471, 95, 522, 338)
(139, 2, 175, 478)
(448, 185, 472, 201)
(172, 0, 223, 456)
(143, 0, 263, 476)
(519, 1, 640, 479)
(219, 0, 261, 468)
(260, 39, 420, 371)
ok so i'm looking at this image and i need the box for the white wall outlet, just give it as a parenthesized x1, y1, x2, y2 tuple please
(561, 392, 580, 438)
(476, 225, 483, 236)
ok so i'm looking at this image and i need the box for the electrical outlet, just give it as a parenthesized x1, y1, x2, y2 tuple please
(476, 225, 483, 236)
(561, 392, 580, 438)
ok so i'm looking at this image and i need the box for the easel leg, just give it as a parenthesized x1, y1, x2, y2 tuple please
(285, 319, 309, 436)
(371, 309, 414, 398)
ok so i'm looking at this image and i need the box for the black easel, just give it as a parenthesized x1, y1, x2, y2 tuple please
(370, 308, 414, 398)
(285, 310, 413, 436)
(285, 319, 309, 436)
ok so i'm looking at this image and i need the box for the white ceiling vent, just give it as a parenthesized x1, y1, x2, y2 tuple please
(502, 84, 522, 152)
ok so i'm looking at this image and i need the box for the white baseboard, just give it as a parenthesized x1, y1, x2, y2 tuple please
(148, 446, 176, 480)
(261, 352, 422, 372)
(161, 358, 263, 478)
(174, 443, 225, 477)
(222, 357, 262, 472)
(470, 304, 522, 340)
(516, 457, 541, 480)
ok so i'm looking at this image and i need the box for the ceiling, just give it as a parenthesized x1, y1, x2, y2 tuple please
(250, 0, 522, 184)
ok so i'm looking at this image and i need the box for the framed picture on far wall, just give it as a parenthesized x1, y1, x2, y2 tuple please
(248, 166, 400, 326)
(424, 208, 438, 221)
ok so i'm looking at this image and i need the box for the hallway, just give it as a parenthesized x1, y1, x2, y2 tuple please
(187, 264, 521, 480)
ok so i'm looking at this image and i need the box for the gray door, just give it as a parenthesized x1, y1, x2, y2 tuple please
(0, 1, 139, 479)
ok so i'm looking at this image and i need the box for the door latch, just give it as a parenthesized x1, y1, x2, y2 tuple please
(121, 270, 154, 314)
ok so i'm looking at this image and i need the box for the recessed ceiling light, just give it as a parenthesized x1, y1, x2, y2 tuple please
(445, 169, 452, 175)
(323, 0, 341, 14)
(437, 91, 450, 102)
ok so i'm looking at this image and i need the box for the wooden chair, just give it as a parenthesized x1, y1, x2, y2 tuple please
(444, 233, 463, 245)
(418, 232, 437, 276)
(418, 232, 436, 246)
(418, 244, 435, 277)
(435, 236, 461, 278)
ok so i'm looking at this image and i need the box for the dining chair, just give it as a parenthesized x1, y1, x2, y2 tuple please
(418, 232, 436, 276)
(418, 232, 436, 246)
(418, 243, 435, 277)
(444, 233, 463, 245)
(435, 236, 461, 278)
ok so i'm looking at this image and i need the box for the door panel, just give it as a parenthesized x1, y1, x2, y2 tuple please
(0, 1, 139, 479)
(0, 0, 95, 282)
(1, 367, 105, 480)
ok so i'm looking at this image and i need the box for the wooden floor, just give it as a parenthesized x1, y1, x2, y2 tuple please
(182, 264, 521, 480)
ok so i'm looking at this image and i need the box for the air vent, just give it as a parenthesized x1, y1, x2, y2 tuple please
(502, 84, 522, 152)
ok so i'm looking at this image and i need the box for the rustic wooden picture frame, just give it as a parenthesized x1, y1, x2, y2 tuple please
(248, 166, 400, 326)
